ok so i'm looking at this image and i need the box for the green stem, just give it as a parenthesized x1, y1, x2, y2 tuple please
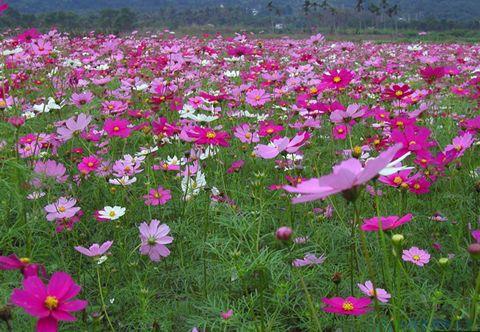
(299, 275, 322, 331)
(471, 269, 480, 329)
(96, 266, 115, 331)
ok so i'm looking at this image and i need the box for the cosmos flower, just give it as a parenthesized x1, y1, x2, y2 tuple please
(357, 281, 391, 303)
(10, 272, 88, 332)
(98, 206, 126, 221)
(322, 296, 372, 316)
(74, 241, 113, 258)
(139, 220, 173, 262)
(292, 254, 326, 267)
(103, 118, 131, 138)
(246, 88, 271, 107)
(361, 214, 413, 232)
(284, 144, 401, 203)
(402, 247, 430, 266)
(143, 186, 172, 206)
(44, 197, 81, 222)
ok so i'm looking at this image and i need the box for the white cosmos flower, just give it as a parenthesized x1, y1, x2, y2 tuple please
(181, 171, 207, 200)
(109, 176, 137, 186)
(33, 97, 62, 113)
(99, 206, 126, 220)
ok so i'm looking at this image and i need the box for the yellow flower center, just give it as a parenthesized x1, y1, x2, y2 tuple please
(154, 192, 161, 198)
(393, 176, 403, 185)
(255, 95, 261, 101)
(109, 211, 116, 217)
(396, 121, 404, 127)
(58, 206, 66, 212)
(342, 301, 354, 311)
(0, 100, 6, 108)
(413, 255, 420, 261)
(333, 76, 342, 83)
(245, 132, 252, 139)
(87, 162, 94, 167)
(409, 141, 416, 146)
(20, 257, 30, 264)
(206, 131, 216, 139)
(337, 128, 344, 134)
(113, 126, 120, 132)
(395, 90, 404, 97)
(455, 145, 462, 151)
(310, 87, 318, 94)
(413, 183, 421, 190)
(400, 182, 409, 189)
(162, 163, 169, 170)
(108, 105, 114, 110)
(44, 296, 59, 310)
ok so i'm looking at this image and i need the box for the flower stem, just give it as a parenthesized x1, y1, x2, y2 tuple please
(299, 274, 322, 331)
(470, 269, 480, 329)
(96, 266, 115, 331)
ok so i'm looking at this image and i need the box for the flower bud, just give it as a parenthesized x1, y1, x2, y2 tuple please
(392, 234, 404, 244)
(438, 257, 449, 266)
(468, 243, 480, 259)
(276, 226, 292, 241)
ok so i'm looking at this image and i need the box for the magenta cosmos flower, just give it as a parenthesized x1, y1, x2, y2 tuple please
(139, 220, 173, 262)
(44, 197, 81, 221)
(186, 127, 230, 147)
(284, 144, 401, 203)
(103, 118, 131, 138)
(402, 247, 430, 266)
(322, 296, 372, 316)
(357, 280, 391, 303)
(143, 186, 172, 206)
(361, 213, 413, 232)
(74, 241, 113, 257)
(77, 155, 101, 175)
(0, 255, 44, 278)
(10, 272, 87, 332)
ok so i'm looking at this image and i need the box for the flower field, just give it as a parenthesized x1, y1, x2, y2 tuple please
(1, 29, 480, 331)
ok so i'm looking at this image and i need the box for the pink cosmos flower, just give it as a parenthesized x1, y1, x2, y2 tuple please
(361, 214, 413, 232)
(233, 123, 259, 143)
(101, 100, 128, 114)
(143, 186, 172, 206)
(258, 121, 284, 137)
(139, 220, 173, 262)
(74, 241, 113, 257)
(284, 144, 401, 203)
(11, 272, 88, 332)
(357, 281, 391, 303)
(330, 104, 365, 124)
(402, 247, 430, 266)
(0, 1, 8, 14)
(227, 160, 245, 174)
(292, 253, 326, 267)
(186, 127, 230, 147)
(103, 118, 131, 138)
(33, 160, 68, 184)
(78, 155, 101, 175)
(57, 113, 92, 140)
(71, 91, 94, 108)
(322, 296, 372, 316)
(221, 309, 233, 320)
(254, 132, 309, 159)
(332, 124, 349, 140)
(246, 88, 271, 107)
(322, 68, 354, 89)
(44, 197, 81, 222)
(0, 255, 45, 278)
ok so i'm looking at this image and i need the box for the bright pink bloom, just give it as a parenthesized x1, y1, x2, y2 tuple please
(357, 281, 391, 303)
(139, 220, 173, 262)
(390, 125, 433, 156)
(11, 272, 87, 332)
(44, 198, 81, 222)
(0, 1, 8, 14)
(187, 127, 230, 147)
(361, 214, 413, 232)
(258, 121, 284, 137)
(227, 160, 245, 174)
(143, 186, 172, 206)
(284, 144, 401, 203)
(78, 155, 101, 175)
(402, 247, 430, 266)
(74, 241, 113, 257)
(276, 226, 292, 241)
(332, 124, 349, 140)
(103, 118, 131, 138)
(322, 296, 372, 316)
(383, 84, 414, 100)
(378, 169, 411, 188)
(322, 69, 354, 89)
(0, 255, 44, 278)
(330, 104, 364, 124)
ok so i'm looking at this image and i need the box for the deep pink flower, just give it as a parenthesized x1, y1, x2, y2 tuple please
(402, 247, 430, 266)
(0, 1, 8, 14)
(11, 272, 87, 332)
(221, 309, 233, 320)
(103, 118, 131, 138)
(0, 255, 44, 278)
(322, 296, 372, 316)
(74, 241, 113, 257)
(332, 124, 349, 140)
(78, 155, 101, 175)
(187, 127, 230, 147)
(227, 160, 245, 173)
(361, 214, 413, 232)
(143, 186, 172, 206)
(284, 144, 401, 203)
(258, 121, 284, 137)
(276, 226, 292, 241)
(139, 220, 173, 262)
(322, 69, 354, 89)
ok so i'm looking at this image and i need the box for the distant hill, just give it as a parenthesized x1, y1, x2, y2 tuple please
(6, 0, 480, 21)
